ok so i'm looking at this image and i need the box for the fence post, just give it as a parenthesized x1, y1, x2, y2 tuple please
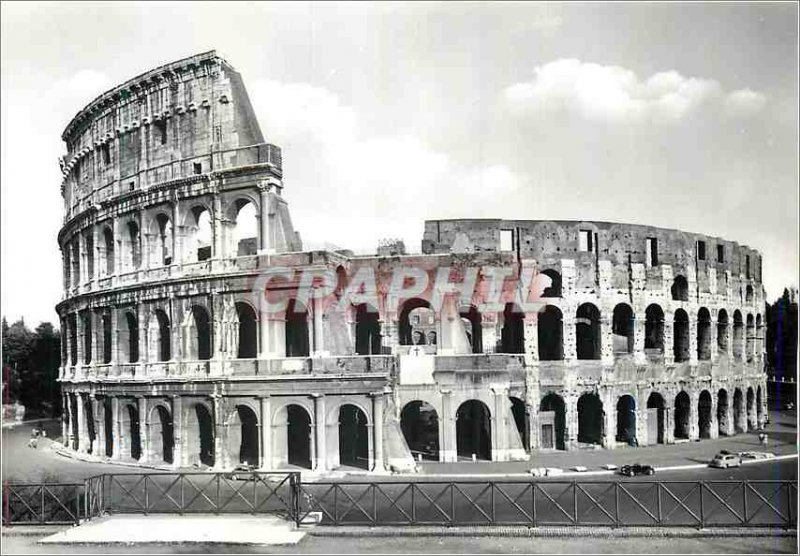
(216, 474, 220, 516)
(41, 485, 45, 524)
(490, 482, 495, 524)
(698, 481, 704, 529)
(573, 481, 578, 524)
(144, 476, 149, 515)
(614, 482, 620, 528)
(787, 482, 794, 530)
(531, 482, 536, 527)
(450, 483, 455, 526)
(742, 481, 748, 526)
(410, 484, 416, 524)
(656, 482, 662, 525)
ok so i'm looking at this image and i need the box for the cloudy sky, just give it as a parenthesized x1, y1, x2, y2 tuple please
(1, 1, 797, 326)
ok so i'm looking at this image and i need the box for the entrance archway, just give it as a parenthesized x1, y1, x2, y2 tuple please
(500, 303, 524, 354)
(698, 390, 712, 439)
(733, 388, 744, 433)
(717, 389, 730, 436)
(615, 395, 637, 445)
(186, 403, 214, 467)
(355, 303, 382, 355)
(400, 401, 440, 461)
(456, 400, 491, 460)
(646, 392, 666, 444)
(338, 404, 369, 469)
(577, 393, 603, 445)
(287, 405, 312, 469)
(674, 391, 691, 440)
(539, 393, 566, 450)
(510, 397, 528, 450)
(229, 405, 259, 466)
(149, 405, 174, 464)
(103, 399, 113, 457)
(746, 387, 756, 431)
(84, 397, 96, 454)
(122, 404, 141, 461)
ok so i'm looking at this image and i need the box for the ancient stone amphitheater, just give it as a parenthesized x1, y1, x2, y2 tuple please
(57, 51, 768, 473)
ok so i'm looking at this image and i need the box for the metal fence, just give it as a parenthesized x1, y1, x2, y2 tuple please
(4, 476, 797, 529)
(297, 480, 798, 528)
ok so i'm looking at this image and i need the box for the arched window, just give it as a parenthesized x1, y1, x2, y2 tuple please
(186, 206, 212, 262)
(153, 309, 171, 362)
(697, 308, 711, 360)
(745, 285, 754, 304)
(576, 303, 601, 360)
(673, 309, 690, 362)
(355, 303, 381, 355)
(746, 313, 755, 362)
(122, 312, 139, 363)
(671, 275, 688, 301)
(154, 213, 173, 266)
(500, 303, 524, 354)
(125, 221, 141, 270)
(732, 310, 744, 359)
(192, 306, 212, 361)
(82, 312, 92, 364)
(102, 311, 112, 364)
(232, 200, 258, 256)
(644, 304, 664, 354)
(400, 401, 440, 461)
(236, 302, 258, 358)
(612, 303, 634, 354)
(717, 309, 729, 353)
(540, 269, 562, 298)
(399, 299, 434, 346)
(459, 305, 483, 354)
(537, 306, 563, 361)
(103, 227, 115, 275)
(285, 299, 309, 357)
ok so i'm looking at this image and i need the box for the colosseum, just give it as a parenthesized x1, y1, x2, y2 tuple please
(57, 51, 769, 473)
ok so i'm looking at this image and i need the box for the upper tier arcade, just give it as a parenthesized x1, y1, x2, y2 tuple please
(59, 50, 280, 224)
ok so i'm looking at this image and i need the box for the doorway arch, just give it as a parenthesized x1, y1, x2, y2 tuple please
(456, 400, 492, 460)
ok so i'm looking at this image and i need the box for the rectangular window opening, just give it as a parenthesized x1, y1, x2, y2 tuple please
(500, 229, 513, 252)
(746, 255, 750, 278)
(717, 244, 724, 263)
(156, 120, 167, 145)
(646, 237, 658, 267)
(579, 229, 593, 252)
(697, 240, 706, 261)
(193, 162, 202, 175)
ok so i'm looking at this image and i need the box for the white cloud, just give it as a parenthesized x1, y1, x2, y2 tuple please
(251, 80, 522, 253)
(504, 59, 765, 124)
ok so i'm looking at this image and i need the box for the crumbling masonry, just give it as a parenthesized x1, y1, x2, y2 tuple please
(57, 52, 768, 473)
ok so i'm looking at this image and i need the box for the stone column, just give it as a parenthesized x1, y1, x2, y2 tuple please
(440, 389, 456, 462)
(664, 311, 675, 366)
(492, 387, 508, 461)
(709, 311, 719, 362)
(481, 313, 498, 354)
(171, 395, 183, 469)
(524, 314, 538, 358)
(664, 406, 675, 444)
(565, 394, 578, 450)
(688, 393, 699, 440)
(111, 397, 121, 460)
(137, 396, 149, 463)
(633, 316, 646, 364)
(689, 315, 698, 366)
(600, 317, 614, 365)
(93, 397, 106, 457)
(709, 396, 719, 439)
(61, 393, 69, 447)
(602, 394, 616, 449)
(260, 396, 272, 469)
(137, 304, 148, 369)
(258, 184, 272, 253)
(76, 393, 87, 453)
(371, 392, 386, 472)
(310, 394, 326, 471)
(563, 315, 577, 363)
(171, 201, 182, 266)
(212, 394, 224, 469)
(211, 193, 223, 259)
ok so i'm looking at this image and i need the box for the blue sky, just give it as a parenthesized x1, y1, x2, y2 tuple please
(1, 1, 797, 325)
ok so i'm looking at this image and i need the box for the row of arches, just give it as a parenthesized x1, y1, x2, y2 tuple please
(64, 197, 261, 288)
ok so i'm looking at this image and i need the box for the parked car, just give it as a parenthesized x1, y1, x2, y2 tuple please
(224, 462, 257, 481)
(710, 453, 742, 468)
(619, 464, 655, 477)
(738, 451, 775, 460)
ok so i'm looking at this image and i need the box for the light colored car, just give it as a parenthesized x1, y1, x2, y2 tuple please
(738, 451, 775, 460)
(710, 453, 742, 468)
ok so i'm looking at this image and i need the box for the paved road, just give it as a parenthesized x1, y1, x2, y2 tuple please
(2, 532, 797, 554)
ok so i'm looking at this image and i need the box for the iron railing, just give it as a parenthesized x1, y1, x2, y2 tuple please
(4, 476, 796, 529)
(296, 480, 798, 528)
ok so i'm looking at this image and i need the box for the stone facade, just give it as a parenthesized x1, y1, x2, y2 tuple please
(57, 52, 768, 474)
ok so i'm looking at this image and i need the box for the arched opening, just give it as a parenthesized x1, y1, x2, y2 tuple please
(540, 269, 562, 298)
(537, 306, 563, 361)
(191, 306, 211, 360)
(500, 303, 525, 354)
(153, 309, 171, 362)
(671, 275, 688, 301)
(745, 285, 754, 304)
(615, 395, 637, 445)
(698, 390, 712, 439)
(746, 387, 756, 431)
(673, 309, 690, 362)
(149, 405, 174, 464)
(125, 221, 141, 270)
(103, 399, 113, 457)
(400, 401, 440, 461)
(646, 393, 666, 444)
(287, 405, 312, 469)
(123, 404, 141, 461)
(120, 312, 139, 363)
(69, 396, 79, 450)
(674, 391, 691, 440)
(71, 239, 80, 287)
(576, 303, 601, 360)
(459, 305, 483, 354)
(82, 312, 92, 364)
(539, 393, 566, 450)
(103, 227, 114, 275)
(84, 396, 96, 454)
(154, 213, 173, 266)
(733, 310, 744, 360)
(456, 400, 491, 460)
(746, 314, 755, 362)
(102, 311, 112, 364)
(644, 304, 665, 354)
(510, 396, 528, 450)
(697, 308, 711, 360)
(612, 304, 634, 355)
(236, 302, 258, 358)
(338, 404, 369, 469)
(717, 309, 729, 353)
(717, 389, 730, 436)
(354, 303, 381, 355)
(733, 388, 744, 433)
(756, 385, 764, 426)
(577, 393, 603, 445)
(84, 231, 94, 280)
(193, 207, 212, 262)
(186, 403, 214, 467)
(285, 299, 309, 357)
(756, 314, 763, 360)
(230, 405, 259, 466)
(233, 200, 259, 256)
(399, 299, 435, 346)
(68, 314, 77, 365)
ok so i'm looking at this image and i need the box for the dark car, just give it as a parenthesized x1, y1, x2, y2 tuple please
(224, 463, 257, 481)
(619, 464, 655, 477)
